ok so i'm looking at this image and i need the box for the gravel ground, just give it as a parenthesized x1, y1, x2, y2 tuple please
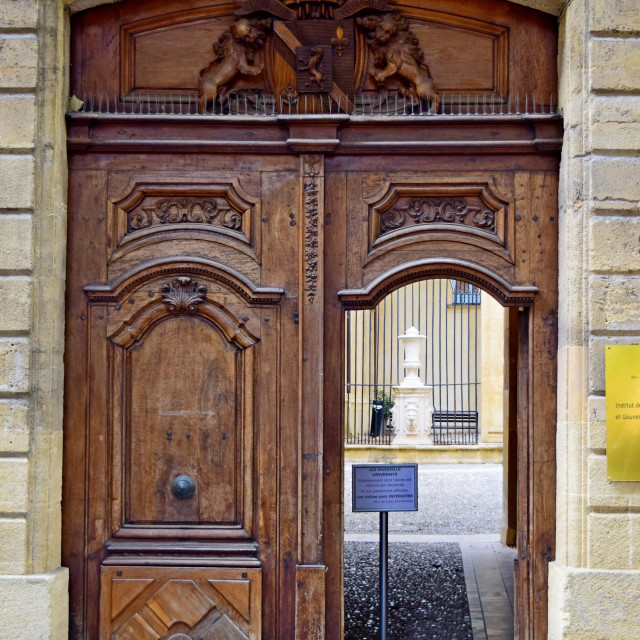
(344, 541, 473, 640)
(345, 464, 502, 534)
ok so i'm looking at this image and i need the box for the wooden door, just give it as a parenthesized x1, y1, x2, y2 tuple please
(63, 162, 298, 639)
(323, 161, 559, 640)
(64, 1, 559, 638)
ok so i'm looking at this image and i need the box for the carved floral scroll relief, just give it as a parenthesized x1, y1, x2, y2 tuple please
(367, 182, 512, 260)
(109, 182, 258, 255)
(128, 199, 242, 232)
(380, 198, 495, 234)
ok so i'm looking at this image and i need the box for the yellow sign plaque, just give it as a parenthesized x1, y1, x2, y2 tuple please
(606, 345, 640, 481)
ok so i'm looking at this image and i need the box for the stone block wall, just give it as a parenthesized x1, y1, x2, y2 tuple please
(0, 0, 68, 637)
(0, 0, 638, 638)
(551, 0, 640, 637)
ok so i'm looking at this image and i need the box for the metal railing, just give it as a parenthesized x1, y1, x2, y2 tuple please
(71, 92, 558, 118)
(344, 279, 480, 446)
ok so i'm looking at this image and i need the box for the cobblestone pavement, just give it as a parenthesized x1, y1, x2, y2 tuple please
(345, 463, 503, 535)
(344, 541, 473, 640)
(344, 463, 506, 639)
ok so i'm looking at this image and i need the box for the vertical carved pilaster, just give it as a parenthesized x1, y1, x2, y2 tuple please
(296, 153, 326, 639)
(303, 156, 320, 303)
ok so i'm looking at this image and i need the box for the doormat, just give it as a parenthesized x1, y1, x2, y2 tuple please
(344, 542, 473, 640)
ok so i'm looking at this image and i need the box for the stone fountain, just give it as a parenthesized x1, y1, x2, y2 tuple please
(391, 326, 434, 445)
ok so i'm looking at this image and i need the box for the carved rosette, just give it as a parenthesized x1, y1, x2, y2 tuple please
(128, 199, 242, 232)
(381, 198, 496, 234)
(303, 157, 320, 303)
(161, 277, 207, 312)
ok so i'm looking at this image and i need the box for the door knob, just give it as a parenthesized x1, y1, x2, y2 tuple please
(172, 475, 196, 500)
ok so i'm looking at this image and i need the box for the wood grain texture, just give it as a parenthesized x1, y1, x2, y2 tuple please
(65, 2, 559, 638)
(100, 567, 262, 639)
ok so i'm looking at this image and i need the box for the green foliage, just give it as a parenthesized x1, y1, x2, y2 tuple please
(375, 389, 394, 420)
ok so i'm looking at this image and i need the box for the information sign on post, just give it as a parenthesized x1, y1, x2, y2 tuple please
(352, 464, 418, 512)
(352, 464, 418, 640)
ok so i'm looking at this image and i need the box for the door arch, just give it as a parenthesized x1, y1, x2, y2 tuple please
(334, 258, 550, 638)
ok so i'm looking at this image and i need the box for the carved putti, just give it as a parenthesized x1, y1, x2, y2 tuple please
(357, 11, 440, 111)
(197, 17, 271, 112)
(161, 277, 207, 312)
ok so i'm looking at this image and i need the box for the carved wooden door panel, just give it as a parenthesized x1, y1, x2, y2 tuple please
(63, 161, 302, 639)
(322, 161, 559, 640)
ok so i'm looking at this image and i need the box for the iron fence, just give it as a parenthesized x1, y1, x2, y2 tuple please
(344, 279, 480, 446)
(71, 92, 558, 118)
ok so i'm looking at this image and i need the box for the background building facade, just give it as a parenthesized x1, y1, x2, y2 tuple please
(0, 0, 639, 637)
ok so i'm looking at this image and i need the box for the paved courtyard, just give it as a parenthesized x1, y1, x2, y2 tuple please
(344, 464, 515, 639)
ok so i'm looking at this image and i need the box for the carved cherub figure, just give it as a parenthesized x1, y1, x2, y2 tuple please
(198, 17, 271, 112)
(357, 12, 441, 111)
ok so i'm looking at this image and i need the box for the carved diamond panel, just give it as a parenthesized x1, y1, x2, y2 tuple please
(101, 568, 261, 640)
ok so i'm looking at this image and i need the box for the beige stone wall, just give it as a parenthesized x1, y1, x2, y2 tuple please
(0, 0, 68, 636)
(479, 292, 505, 443)
(0, 0, 638, 637)
(550, 0, 640, 637)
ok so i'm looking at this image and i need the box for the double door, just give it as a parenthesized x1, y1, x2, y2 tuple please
(63, 128, 558, 639)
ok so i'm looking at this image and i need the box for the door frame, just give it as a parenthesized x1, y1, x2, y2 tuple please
(327, 254, 556, 639)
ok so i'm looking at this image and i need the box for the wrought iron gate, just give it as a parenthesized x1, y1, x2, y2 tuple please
(344, 279, 481, 445)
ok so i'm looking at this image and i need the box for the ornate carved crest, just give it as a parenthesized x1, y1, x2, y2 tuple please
(161, 277, 207, 312)
(196, 2, 440, 113)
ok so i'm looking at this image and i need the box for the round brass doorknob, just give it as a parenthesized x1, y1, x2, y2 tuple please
(172, 475, 196, 500)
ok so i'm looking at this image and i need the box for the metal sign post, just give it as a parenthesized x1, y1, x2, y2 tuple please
(352, 464, 418, 640)
(379, 510, 389, 640)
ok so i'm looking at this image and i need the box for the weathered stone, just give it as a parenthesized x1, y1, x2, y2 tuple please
(591, 157, 640, 203)
(588, 453, 640, 509)
(0, 36, 38, 89)
(0, 0, 37, 29)
(0, 568, 68, 639)
(589, 217, 640, 272)
(592, 0, 640, 34)
(0, 458, 29, 513)
(591, 39, 640, 92)
(0, 215, 32, 270)
(587, 395, 606, 451)
(0, 338, 30, 393)
(0, 97, 36, 149)
(0, 156, 34, 209)
(590, 276, 640, 332)
(0, 277, 32, 332)
(592, 95, 640, 124)
(557, 346, 586, 423)
(0, 400, 29, 453)
(632, 515, 640, 570)
(0, 518, 27, 574)
(587, 513, 631, 569)
(554, 419, 588, 567)
(549, 563, 640, 640)
(592, 123, 640, 151)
